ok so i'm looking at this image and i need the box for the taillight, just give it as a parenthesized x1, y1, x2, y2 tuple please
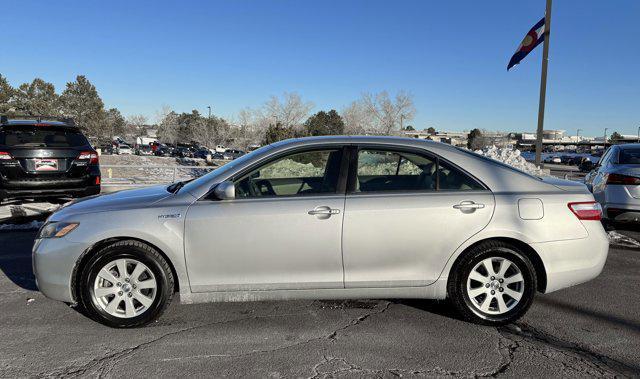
(95, 176, 101, 185)
(568, 201, 602, 221)
(78, 151, 99, 165)
(0, 151, 12, 160)
(606, 173, 640, 185)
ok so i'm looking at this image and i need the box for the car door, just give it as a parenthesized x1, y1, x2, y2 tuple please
(342, 147, 495, 288)
(184, 147, 348, 292)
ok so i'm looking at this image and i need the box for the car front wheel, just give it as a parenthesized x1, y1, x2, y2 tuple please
(76, 240, 174, 328)
(447, 241, 537, 326)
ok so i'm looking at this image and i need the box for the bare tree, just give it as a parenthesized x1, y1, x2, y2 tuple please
(263, 92, 313, 129)
(360, 90, 416, 135)
(341, 100, 374, 135)
(127, 114, 148, 142)
(157, 110, 179, 145)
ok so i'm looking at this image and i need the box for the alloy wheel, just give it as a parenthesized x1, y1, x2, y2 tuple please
(466, 257, 525, 315)
(92, 258, 157, 318)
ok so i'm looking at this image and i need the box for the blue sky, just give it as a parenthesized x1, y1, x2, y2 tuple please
(2, 0, 638, 136)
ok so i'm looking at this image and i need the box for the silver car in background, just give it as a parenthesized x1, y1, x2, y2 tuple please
(585, 143, 640, 223)
(33, 136, 608, 328)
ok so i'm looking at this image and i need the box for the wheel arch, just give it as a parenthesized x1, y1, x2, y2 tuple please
(71, 237, 180, 302)
(447, 237, 547, 293)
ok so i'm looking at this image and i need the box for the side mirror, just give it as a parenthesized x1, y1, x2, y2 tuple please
(213, 181, 235, 200)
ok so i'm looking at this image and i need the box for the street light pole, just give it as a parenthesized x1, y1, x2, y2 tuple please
(604, 128, 608, 148)
(207, 106, 211, 119)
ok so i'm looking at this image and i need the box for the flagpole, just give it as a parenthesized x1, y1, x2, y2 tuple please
(534, 0, 553, 167)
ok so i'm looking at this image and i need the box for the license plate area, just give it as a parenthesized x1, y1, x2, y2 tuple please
(34, 159, 59, 172)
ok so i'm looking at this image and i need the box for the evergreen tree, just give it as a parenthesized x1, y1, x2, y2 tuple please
(60, 75, 106, 136)
(303, 110, 345, 136)
(13, 78, 60, 116)
(0, 74, 15, 114)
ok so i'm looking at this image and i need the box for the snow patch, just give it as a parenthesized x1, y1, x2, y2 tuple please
(474, 146, 547, 177)
(608, 230, 640, 248)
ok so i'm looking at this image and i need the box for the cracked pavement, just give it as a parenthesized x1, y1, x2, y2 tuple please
(0, 230, 639, 378)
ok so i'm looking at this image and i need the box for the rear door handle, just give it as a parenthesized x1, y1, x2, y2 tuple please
(308, 208, 341, 215)
(453, 201, 485, 210)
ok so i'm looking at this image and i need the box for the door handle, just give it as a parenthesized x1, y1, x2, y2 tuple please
(453, 201, 485, 210)
(308, 207, 340, 216)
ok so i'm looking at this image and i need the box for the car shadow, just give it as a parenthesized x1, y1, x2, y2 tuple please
(0, 229, 39, 291)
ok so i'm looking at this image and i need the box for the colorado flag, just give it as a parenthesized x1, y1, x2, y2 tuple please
(507, 18, 545, 71)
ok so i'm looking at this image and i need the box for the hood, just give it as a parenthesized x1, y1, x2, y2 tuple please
(51, 184, 176, 220)
(541, 176, 590, 193)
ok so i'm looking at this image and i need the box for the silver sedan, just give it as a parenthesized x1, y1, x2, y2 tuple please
(33, 136, 608, 328)
(585, 143, 640, 223)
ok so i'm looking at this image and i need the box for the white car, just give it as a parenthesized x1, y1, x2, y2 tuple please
(117, 144, 132, 155)
(33, 136, 609, 328)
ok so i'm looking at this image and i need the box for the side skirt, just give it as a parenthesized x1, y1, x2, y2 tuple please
(180, 281, 448, 304)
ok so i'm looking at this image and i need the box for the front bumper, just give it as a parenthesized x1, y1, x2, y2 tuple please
(32, 236, 91, 303)
(531, 220, 609, 293)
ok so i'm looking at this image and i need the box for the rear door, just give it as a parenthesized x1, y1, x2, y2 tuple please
(342, 147, 495, 288)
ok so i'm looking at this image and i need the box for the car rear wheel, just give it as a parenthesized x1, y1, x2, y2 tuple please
(76, 240, 174, 328)
(447, 240, 537, 326)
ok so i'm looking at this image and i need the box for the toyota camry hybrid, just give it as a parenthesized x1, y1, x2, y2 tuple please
(33, 136, 609, 328)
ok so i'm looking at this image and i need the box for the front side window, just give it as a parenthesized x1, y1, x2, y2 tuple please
(235, 149, 342, 198)
(356, 150, 437, 192)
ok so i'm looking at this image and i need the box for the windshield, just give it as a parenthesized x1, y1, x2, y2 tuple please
(0, 125, 89, 148)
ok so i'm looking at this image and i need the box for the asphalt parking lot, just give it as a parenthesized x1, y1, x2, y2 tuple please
(0, 229, 639, 378)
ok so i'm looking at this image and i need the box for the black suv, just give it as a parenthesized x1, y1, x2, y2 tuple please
(0, 115, 100, 203)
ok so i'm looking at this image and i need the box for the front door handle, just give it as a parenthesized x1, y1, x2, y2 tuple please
(308, 208, 341, 215)
(453, 201, 485, 211)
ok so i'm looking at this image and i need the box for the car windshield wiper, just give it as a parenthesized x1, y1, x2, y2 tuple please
(167, 181, 186, 193)
(167, 178, 194, 194)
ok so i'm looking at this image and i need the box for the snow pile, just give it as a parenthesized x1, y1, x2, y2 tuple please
(608, 231, 640, 248)
(0, 220, 43, 231)
(474, 146, 547, 177)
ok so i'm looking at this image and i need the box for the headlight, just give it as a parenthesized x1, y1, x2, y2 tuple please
(37, 222, 79, 239)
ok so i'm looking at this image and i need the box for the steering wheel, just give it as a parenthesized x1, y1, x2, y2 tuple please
(251, 179, 276, 196)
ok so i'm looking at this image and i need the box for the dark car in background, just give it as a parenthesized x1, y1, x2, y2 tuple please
(223, 149, 245, 160)
(0, 116, 100, 203)
(154, 145, 174, 157)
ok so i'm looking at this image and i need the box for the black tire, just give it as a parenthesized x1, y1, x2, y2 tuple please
(447, 240, 537, 326)
(76, 240, 174, 328)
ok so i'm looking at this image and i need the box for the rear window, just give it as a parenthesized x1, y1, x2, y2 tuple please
(618, 149, 640, 164)
(0, 126, 90, 148)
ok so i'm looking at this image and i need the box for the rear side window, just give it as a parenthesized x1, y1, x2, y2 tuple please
(617, 149, 640, 164)
(438, 160, 485, 191)
(356, 150, 436, 192)
(0, 126, 89, 148)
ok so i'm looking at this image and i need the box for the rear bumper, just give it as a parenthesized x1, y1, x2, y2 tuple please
(0, 184, 100, 200)
(602, 186, 640, 221)
(531, 221, 609, 293)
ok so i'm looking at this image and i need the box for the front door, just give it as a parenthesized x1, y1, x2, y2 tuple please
(184, 147, 347, 292)
(342, 148, 495, 288)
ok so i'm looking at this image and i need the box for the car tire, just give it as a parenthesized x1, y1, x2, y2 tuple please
(447, 240, 537, 326)
(76, 240, 174, 328)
